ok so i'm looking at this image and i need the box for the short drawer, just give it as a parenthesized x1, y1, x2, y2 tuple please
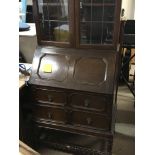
(70, 93, 111, 114)
(33, 105, 67, 124)
(72, 110, 110, 130)
(32, 88, 67, 106)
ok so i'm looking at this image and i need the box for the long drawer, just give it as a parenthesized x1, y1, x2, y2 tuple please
(32, 88, 67, 106)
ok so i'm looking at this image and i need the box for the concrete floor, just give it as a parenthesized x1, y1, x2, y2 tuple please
(112, 85, 135, 155)
(37, 85, 135, 155)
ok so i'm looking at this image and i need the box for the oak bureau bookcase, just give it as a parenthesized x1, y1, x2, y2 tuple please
(20, 0, 122, 154)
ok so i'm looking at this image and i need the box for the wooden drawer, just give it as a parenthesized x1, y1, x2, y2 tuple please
(72, 110, 110, 130)
(33, 104, 67, 124)
(70, 93, 111, 114)
(32, 88, 67, 106)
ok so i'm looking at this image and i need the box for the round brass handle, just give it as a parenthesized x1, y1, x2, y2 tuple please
(86, 117, 92, 125)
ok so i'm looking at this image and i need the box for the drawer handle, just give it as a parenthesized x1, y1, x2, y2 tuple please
(84, 99, 90, 107)
(48, 113, 52, 119)
(86, 117, 92, 125)
(48, 95, 53, 102)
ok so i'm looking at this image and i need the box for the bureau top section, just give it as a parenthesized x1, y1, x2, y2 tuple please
(29, 46, 118, 94)
(33, 0, 122, 50)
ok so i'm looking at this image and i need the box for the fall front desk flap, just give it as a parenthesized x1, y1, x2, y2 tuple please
(29, 46, 117, 94)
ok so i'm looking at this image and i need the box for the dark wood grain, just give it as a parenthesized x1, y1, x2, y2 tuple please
(29, 47, 117, 94)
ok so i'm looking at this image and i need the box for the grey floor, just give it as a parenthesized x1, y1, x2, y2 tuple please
(38, 85, 135, 155)
(113, 85, 135, 155)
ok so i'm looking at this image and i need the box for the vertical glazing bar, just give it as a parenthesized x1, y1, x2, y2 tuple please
(90, 0, 93, 44)
(59, 21, 61, 41)
(58, 1, 60, 41)
(47, 0, 51, 40)
(41, 0, 45, 30)
(101, 0, 105, 44)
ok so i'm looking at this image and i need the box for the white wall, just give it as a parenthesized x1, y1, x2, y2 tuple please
(121, 0, 135, 19)
(19, 36, 37, 63)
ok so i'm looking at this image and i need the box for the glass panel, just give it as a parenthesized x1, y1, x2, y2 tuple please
(47, 0, 69, 20)
(39, 20, 69, 42)
(52, 21, 69, 42)
(92, 4, 103, 22)
(50, 21, 60, 41)
(80, 22, 91, 44)
(80, 0, 115, 45)
(40, 21, 51, 40)
(103, 6, 115, 21)
(91, 22, 103, 44)
(80, 22, 114, 44)
(37, 0, 69, 42)
(104, 23, 114, 44)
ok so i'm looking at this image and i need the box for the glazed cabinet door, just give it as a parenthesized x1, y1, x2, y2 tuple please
(75, 0, 121, 49)
(33, 0, 75, 47)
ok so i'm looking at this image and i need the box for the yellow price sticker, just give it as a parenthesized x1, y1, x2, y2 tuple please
(42, 64, 52, 73)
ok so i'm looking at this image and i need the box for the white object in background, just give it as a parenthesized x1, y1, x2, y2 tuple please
(121, 0, 135, 19)
(115, 123, 135, 137)
(19, 2, 22, 22)
(54, 24, 69, 31)
(19, 23, 36, 36)
(19, 2, 26, 23)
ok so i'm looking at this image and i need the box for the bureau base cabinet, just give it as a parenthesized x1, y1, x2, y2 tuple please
(19, 47, 120, 155)
(20, 86, 115, 155)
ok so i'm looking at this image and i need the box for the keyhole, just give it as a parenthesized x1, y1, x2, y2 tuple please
(48, 95, 53, 102)
(84, 99, 90, 107)
(48, 113, 52, 119)
(86, 117, 92, 125)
